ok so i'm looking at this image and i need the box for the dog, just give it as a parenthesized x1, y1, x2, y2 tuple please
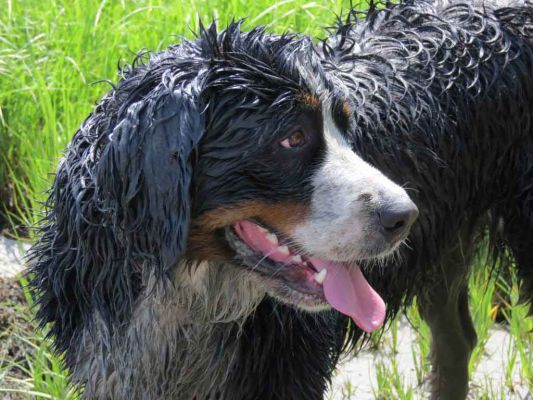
(321, 0, 533, 398)
(27, 22, 419, 399)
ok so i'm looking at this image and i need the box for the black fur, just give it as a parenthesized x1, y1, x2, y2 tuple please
(27, 21, 347, 399)
(322, 0, 533, 398)
(27, 0, 533, 399)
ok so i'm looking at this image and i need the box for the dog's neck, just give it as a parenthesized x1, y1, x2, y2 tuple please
(168, 260, 267, 323)
(74, 261, 266, 399)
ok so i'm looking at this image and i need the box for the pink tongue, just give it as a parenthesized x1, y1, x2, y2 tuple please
(310, 257, 386, 333)
(234, 221, 386, 333)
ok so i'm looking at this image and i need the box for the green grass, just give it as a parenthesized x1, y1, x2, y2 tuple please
(0, 277, 78, 399)
(332, 264, 532, 399)
(1, 1, 532, 399)
(0, 1, 352, 398)
(0, 0, 355, 230)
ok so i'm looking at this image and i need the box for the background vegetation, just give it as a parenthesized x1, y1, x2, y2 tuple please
(0, 0, 360, 232)
(0, 0, 531, 398)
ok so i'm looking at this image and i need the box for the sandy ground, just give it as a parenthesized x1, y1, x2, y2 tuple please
(327, 318, 531, 399)
(0, 237, 531, 399)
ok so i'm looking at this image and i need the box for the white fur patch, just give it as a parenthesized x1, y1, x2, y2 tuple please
(73, 261, 266, 398)
(293, 107, 412, 261)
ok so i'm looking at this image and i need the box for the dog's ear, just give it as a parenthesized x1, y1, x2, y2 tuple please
(28, 75, 205, 350)
(97, 78, 204, 270)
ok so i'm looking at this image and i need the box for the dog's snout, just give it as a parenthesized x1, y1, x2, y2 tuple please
(378, 201, 419, 239)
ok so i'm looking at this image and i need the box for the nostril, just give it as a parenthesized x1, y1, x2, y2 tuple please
(378, 203, 419, 236)
(378, 210, 407, 231)
(388, 219, 405, 232)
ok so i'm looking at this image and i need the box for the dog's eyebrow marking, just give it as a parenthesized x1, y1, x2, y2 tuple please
(300, 93, 321, 109)
(341, 100, 352, 119)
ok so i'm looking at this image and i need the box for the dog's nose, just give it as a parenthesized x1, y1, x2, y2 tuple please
(378, 200, 419, 239)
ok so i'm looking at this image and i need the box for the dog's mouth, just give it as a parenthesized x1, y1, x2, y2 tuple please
(225, 220, 385, 333)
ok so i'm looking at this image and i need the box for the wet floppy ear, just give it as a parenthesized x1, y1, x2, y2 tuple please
(27, 78, 206, 350)
(98, 79, 204, 272)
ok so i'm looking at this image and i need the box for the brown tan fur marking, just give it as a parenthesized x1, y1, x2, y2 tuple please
(187, 200, 310, 261)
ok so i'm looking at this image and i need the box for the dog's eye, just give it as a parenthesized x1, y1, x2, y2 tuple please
(280, 130, 306, 149)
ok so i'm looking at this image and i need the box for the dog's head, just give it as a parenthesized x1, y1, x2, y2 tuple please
(182, 24, 418, 332)
(30, 22, 418, 347)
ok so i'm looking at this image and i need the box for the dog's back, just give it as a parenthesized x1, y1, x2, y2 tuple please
(27, 1, 533, 399)
(324, 0, 533, 398)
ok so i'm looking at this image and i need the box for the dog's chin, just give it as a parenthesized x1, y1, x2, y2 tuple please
(266, 287, 332, 312)
(224, 220, 400, 312)
(356, 233, 406, 262)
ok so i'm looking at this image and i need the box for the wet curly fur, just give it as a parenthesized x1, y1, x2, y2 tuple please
(28, 22, 351, 399)
(27, 0, 533, 399)
(322, 0, 533, 398)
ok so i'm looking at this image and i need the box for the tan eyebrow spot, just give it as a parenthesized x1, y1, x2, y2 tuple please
(342, 100, 352, 118)
(300, 93, 321, 109)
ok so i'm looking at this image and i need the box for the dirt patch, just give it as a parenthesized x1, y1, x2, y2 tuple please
(0, 277, 36, 399)
(327, 317, 532, 399)
(0, 277, 26, 329)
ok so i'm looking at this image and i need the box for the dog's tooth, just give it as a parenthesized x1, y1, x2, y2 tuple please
(277, 245, 290, 255)
(266, 233, 278, 244)
(314, 269, 327, 284)
(257, 226, 268, 233)
(292, 255, 302, 263)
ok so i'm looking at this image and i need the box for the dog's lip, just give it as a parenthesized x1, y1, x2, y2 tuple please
(234, 220, 317, 269)
(225, 221, 325, 295)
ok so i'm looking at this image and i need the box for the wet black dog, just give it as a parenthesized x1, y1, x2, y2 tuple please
(27, 0, 533, 399)
(322, 0, 533, 398)
(28, 21, 418, 399)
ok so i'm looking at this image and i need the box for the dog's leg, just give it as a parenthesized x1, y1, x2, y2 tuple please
(418, 251, 477, 400)
(503, 216, 533, 313)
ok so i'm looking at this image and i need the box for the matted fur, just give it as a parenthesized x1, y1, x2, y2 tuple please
(28, 22, 349, 399)
(322, 0, 533, 398)
(27, 0, 533, 399)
